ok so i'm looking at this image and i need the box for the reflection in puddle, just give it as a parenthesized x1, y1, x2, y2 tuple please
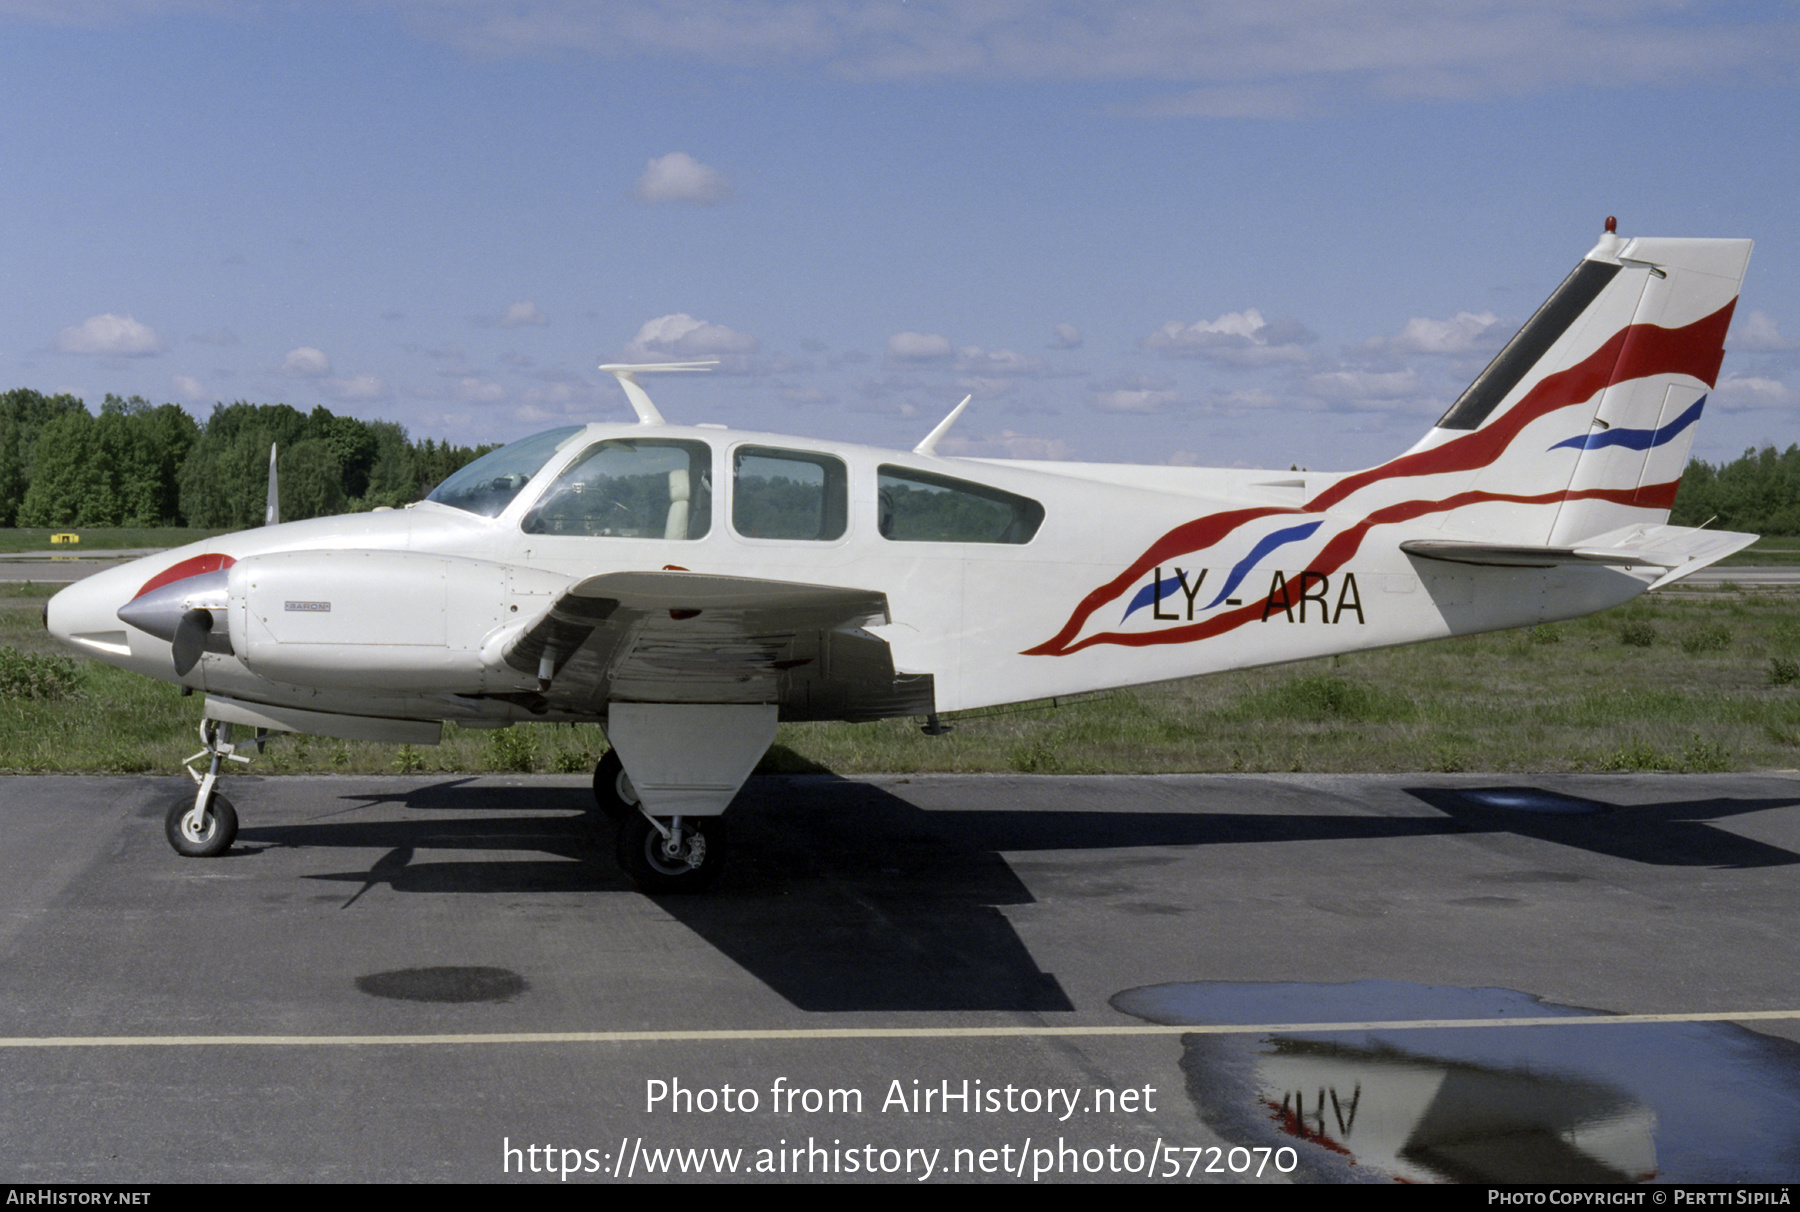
(1259, 1038, 1653, 1183)
(1112, 980, 1800, 1183)
(1451, 787, 1607, 815)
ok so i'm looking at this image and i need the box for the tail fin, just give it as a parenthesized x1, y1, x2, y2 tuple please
(1308, 223, 1752, 547)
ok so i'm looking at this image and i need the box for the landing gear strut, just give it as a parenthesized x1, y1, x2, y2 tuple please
(167, 719, 247, 857)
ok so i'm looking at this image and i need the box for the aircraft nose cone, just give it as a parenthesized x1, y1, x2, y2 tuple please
(45, 568, 134, 654)
(115, 567, 230, 653)
(115, 582, 188, 643)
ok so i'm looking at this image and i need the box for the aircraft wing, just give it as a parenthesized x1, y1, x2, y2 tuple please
(496, 570, 936, 721)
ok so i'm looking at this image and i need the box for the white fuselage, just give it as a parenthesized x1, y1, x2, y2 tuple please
(49, 420, 1652, 730)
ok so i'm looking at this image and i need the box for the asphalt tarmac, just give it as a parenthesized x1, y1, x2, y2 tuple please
(3, 771, 1799, 1184)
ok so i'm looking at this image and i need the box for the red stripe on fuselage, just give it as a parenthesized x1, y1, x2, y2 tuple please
(1021, 506, 1301, 656)
(1028, 483, 1669, 656)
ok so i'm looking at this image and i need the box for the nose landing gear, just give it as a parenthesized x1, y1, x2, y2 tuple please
(166, 719, 249, 857)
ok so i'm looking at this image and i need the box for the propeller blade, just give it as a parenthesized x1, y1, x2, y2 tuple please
(172, 608, 213, 676)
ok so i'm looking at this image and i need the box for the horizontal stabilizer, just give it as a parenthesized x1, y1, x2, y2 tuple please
(1402, 524, 1757, 587)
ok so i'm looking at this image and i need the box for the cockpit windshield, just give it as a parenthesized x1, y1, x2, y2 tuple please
(425, 426, 584, 517)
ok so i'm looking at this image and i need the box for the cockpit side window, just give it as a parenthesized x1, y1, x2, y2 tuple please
(877, 465, 1044, 544)
(425, 426, 583, 518)
(521, 439, 712, 538)
(732, 446, 848, 541)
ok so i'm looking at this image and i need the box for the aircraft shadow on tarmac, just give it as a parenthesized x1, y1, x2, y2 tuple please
(225, 775, 1800, 1012)
(1402, 785, 1800, 869)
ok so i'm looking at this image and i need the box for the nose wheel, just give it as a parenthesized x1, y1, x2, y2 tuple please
(167, 718, 252, 857)
(615, 811, 725, 894)
(166, 789, 237, 857)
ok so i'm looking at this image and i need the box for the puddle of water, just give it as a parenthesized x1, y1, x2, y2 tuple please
(355, 966, 528, 1003)
(1112, 980, 1800, 1183)
(1453, 788, 1607, 815)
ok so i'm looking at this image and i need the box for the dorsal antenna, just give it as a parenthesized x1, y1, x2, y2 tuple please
(913, 394, 973, 456)
(598, 360, 718, 425)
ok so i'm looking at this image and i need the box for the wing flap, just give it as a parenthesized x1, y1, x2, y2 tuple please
(495, 570, 932, 720)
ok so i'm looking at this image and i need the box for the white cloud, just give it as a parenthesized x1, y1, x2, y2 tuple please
(1713, 374, 1796, 411)
(1049, 322, 1083, 350)
(1142, 308, 1316, 366)
(497, 302, 549, 328)
(1212, 387, 1292, 413)
(1113, 83, 1311, 120)
(1731, 310, 1796, 352)
(954, 375, 1017, 400)
(1092, 388, 1179, 414)
(886, 331, 954, 362)
(395, 4, 1795, 105)
(625, 313, 759, 359)
(1366, 311, 1506, 357)
(634, 152, 732, 205)
(1089, 372, 1179, 414)
(517, 379, 608, 422)
(321, 373, 390, 401)
(55, 313, 163, 356)
(170, 374, 207, 401)
(455, 377, 508, 403)
(937, 429, 1072, 460)
(955, 345, 1039, 375)
(281, 347, 332, 378)
(1304, 367, 1431, 410)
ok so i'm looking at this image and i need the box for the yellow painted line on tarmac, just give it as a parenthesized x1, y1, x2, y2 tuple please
(4, 1009, 1800, 1048)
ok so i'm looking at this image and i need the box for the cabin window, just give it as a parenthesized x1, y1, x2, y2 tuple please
(521, 439, 712, 538)
(877, 465, 1044, 544)
(731, 446, 848, 541)
(426, 426, 583, 518)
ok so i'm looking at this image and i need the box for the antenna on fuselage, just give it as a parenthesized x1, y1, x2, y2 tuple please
(598, 360, 719, 425)
(913, 394, 972, 456)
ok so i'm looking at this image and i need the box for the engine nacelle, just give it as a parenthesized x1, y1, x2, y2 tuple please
(226, 549, 549, 692)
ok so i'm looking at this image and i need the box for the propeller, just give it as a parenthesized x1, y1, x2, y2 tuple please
(172, 608, 214, 677)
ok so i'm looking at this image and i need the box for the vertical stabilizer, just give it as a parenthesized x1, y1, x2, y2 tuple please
(1307, 223, 1751, 546)
(265, 444, 279, 527)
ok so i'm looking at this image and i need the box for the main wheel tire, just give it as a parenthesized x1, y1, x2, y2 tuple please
(615, 813, 725, 894)
(166, 791, 238, 858)
(592, 750, 639, 821)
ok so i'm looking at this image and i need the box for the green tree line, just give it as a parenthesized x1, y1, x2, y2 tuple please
(1670, 445, 1800, 535)
(6, 385, 1798, 535)
(1, 388, 491, 528)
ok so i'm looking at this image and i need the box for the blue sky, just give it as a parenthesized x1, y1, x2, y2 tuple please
(3, 1, 1797, 472)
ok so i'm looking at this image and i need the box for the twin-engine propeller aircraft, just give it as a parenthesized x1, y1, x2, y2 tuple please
(48, 220, 1756, 892)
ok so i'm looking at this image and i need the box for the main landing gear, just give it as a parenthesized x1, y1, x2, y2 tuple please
(593, 749, 726, 893)
(591, 749, 637, 820)
(615, 809, 725, 894)
(166, 719, 249, 857)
